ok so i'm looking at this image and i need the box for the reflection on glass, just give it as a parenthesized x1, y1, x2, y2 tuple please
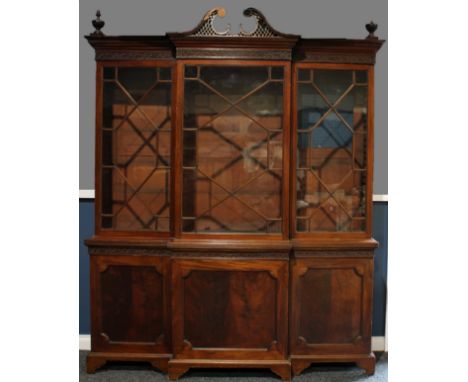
(296, 69, 368, 232)
(182, 65, 284, 233)
(101, 67, 172, 231)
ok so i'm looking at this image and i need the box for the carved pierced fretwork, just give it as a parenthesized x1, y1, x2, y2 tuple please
(176, 7, 294, 38)
(190, 7, 230, 36)
(239, 8, 285, 37)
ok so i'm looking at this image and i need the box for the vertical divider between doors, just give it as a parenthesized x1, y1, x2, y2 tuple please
(290, 63, 298, 238)
(282, 63, 292, 240)
(171, 61, 184, 238)
(366, 66, 375, 236)
(95, 63, 103, 234)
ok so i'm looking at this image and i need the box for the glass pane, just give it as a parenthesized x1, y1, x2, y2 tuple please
(355, 70, 368, 84)
(103, 67, 115, 80)
(314, 69, 353, 104)
(200, 66, 269, 101)
(159, 67, 172, 81)
(298, 69, 311, 82)
(185, 65, 198, 79)
(101, 66, 172, 232)
(237, 81, 284, 130)
(182, 65, 284, 234)
(297, 83, 328, 130)
(118, 67, 158, 101)
(271, 66, 284, 80)
(296, 69, 368, 232)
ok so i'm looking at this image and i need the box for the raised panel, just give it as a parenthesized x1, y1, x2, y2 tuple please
(91, 255, 170, 353)
(291, 257, 373, 355)
(298, 267, 362, 344)
(172, 259, 288, 360)
(183, 270, 276, 348)
(101, 265, 163, 343)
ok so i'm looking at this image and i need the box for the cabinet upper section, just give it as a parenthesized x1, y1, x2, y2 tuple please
(86, 8, 384, 245)
(85, 8, 384, 64)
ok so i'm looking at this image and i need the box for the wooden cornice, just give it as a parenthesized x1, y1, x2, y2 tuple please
(85, 35, 174, 61)
(294, 38, 385, 64)
(85, 8, 384, 62)
(85, 35, 384, 63)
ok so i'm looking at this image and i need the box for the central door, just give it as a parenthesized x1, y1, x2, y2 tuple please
(171, 258, 288, 360)
(178, 61, 290, 238)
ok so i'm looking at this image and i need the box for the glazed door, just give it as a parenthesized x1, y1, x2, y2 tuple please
(177, 61, 291, 238)
(293, 64, 373, 236)
(97, 63, 173, 234)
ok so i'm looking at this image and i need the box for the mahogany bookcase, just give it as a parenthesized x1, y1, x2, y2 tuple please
(84, 7, 384, 380)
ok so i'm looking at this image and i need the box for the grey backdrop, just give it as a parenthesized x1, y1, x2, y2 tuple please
(79, 0, 388, 194)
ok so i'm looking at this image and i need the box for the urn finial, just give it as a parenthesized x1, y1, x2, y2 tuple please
(91, 10, 105, 36)
(365, 21, 378, 39)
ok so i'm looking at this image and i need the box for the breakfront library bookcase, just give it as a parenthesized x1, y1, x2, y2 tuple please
(84, 8, 384, 380)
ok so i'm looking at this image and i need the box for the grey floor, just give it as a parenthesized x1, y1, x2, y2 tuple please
(79, 351, 387, 381)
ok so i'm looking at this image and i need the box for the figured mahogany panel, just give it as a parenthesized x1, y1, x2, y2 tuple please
(298, 268, 361, 343)
(290, 256, 373, 355)
(101, 265, 163, 342)
(183, 270, 276, 348)
(91, 255, 170, 353)
(172, 259, 288, 360)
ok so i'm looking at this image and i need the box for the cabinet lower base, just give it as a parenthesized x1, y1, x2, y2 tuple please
(86, 352, 171, 374)
(168, 359, 291, 381)
(291, 353, 376, 376)
(86, 352, 376, 379)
